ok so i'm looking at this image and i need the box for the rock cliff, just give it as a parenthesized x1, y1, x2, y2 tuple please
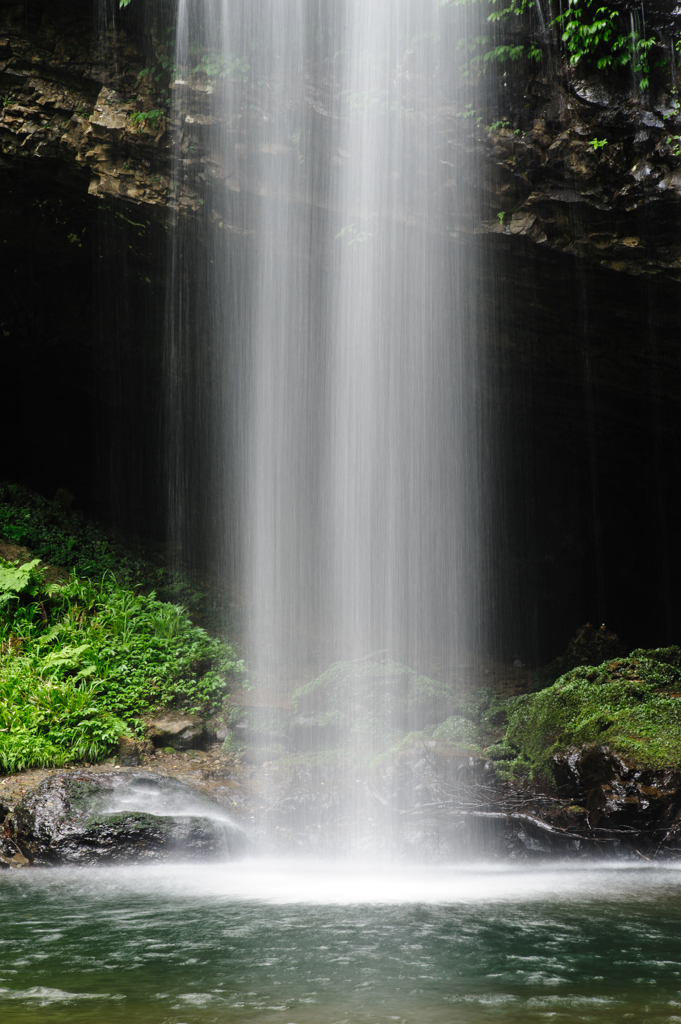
(4, 0, 681, 277)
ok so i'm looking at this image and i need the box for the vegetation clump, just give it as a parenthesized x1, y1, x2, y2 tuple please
(431, 714, 481, 748)
(448, 0, 668, 90)
(0, 483, 210, 611)
(0, 487, 242, 773)
(506, 647, 681, 782)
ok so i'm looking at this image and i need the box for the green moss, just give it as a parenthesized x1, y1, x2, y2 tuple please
(292, 659, 452, 741)
(507, 647, 681, 781)
(432, 715, 481, 747)
(483, 737, 519, 762)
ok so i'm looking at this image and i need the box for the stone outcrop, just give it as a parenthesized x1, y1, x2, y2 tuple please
(9, 771, 247, 865)
(3, 0, 681, 280)
(144, 712, 225, 750)
(482, 64, 681, 280)
(553, 742, 681, 834)
(0, 0, 182, 208)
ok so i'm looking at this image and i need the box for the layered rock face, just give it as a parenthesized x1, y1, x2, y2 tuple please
(3, 0, 681, 270)
(0, 0, 174, 207)
(483, 64, 681, 277)
(553, 743, 681, 833)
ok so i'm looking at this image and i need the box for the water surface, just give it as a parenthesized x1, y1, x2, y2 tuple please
(2, 860, 681, 1022)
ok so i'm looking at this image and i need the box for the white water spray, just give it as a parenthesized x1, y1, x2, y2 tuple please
(170, 0, 484, 849)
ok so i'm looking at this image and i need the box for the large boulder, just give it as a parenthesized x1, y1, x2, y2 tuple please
(508, 646, 681, 781)
(12, 772, 247, 866)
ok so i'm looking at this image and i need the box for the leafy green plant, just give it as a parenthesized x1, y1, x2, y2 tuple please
(0, 557, 46, 613)
(667, 134, 681, 157)
(0, 486, 244, 771)
(0, 667, 129, 772)
(0, 570, 243, 771)
(138, 53, 176, 85)
(556, 2, 659, 86)
(453, 0, 664, 87)
(129, 109, 165, 132)
(589, 138, 608, 150)
(0, 484, 208, 613)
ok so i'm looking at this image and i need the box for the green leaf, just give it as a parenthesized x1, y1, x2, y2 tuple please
(0, 557, 43, 599)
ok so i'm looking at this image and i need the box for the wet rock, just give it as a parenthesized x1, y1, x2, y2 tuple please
(117, 736, 153, 766)
(12, 772, 247, 866)
(292, 658, 451, 737)
(144, 712, 213, 750)
(571, 77, 614, 108)
(4, 0, 681, 283)
(552, 742, 681, 831)
(0, 850, 30, 869)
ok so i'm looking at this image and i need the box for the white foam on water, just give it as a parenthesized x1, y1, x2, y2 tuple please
(0, 986, 116, 1005)
(9, 859, 681, 907)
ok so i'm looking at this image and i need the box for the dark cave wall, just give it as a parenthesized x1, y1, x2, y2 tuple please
(0, 170, 95, 501)
(0, 0, 172, 533)
(0, 158, 170, 538)
(483, 237, 681, 662)
(1, 0, 681, 663)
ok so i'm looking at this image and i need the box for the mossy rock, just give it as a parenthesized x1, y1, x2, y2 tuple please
(432, 715, 481, 748)
(507, 646, 681, 781)
(532, 623, 627, 691)
(291, 659, 452, 743)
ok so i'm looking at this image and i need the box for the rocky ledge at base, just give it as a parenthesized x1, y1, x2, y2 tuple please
(0, 772, 247, 867)
(396, 745, 681, 861)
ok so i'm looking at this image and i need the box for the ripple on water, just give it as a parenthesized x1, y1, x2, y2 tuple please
(1, 861, 681, 1023)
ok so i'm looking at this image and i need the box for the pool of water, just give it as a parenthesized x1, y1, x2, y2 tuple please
(2, 859, 681, 1023)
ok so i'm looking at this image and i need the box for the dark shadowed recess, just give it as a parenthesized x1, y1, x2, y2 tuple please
(0, 154, 169, 541)
(481, 235, 681, 663)
(0, 4, 680, 665)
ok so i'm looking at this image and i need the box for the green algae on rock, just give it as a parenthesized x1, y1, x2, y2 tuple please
(507, 646, 681, 782)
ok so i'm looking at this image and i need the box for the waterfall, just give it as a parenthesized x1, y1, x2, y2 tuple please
(169, 0, 484, 852)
